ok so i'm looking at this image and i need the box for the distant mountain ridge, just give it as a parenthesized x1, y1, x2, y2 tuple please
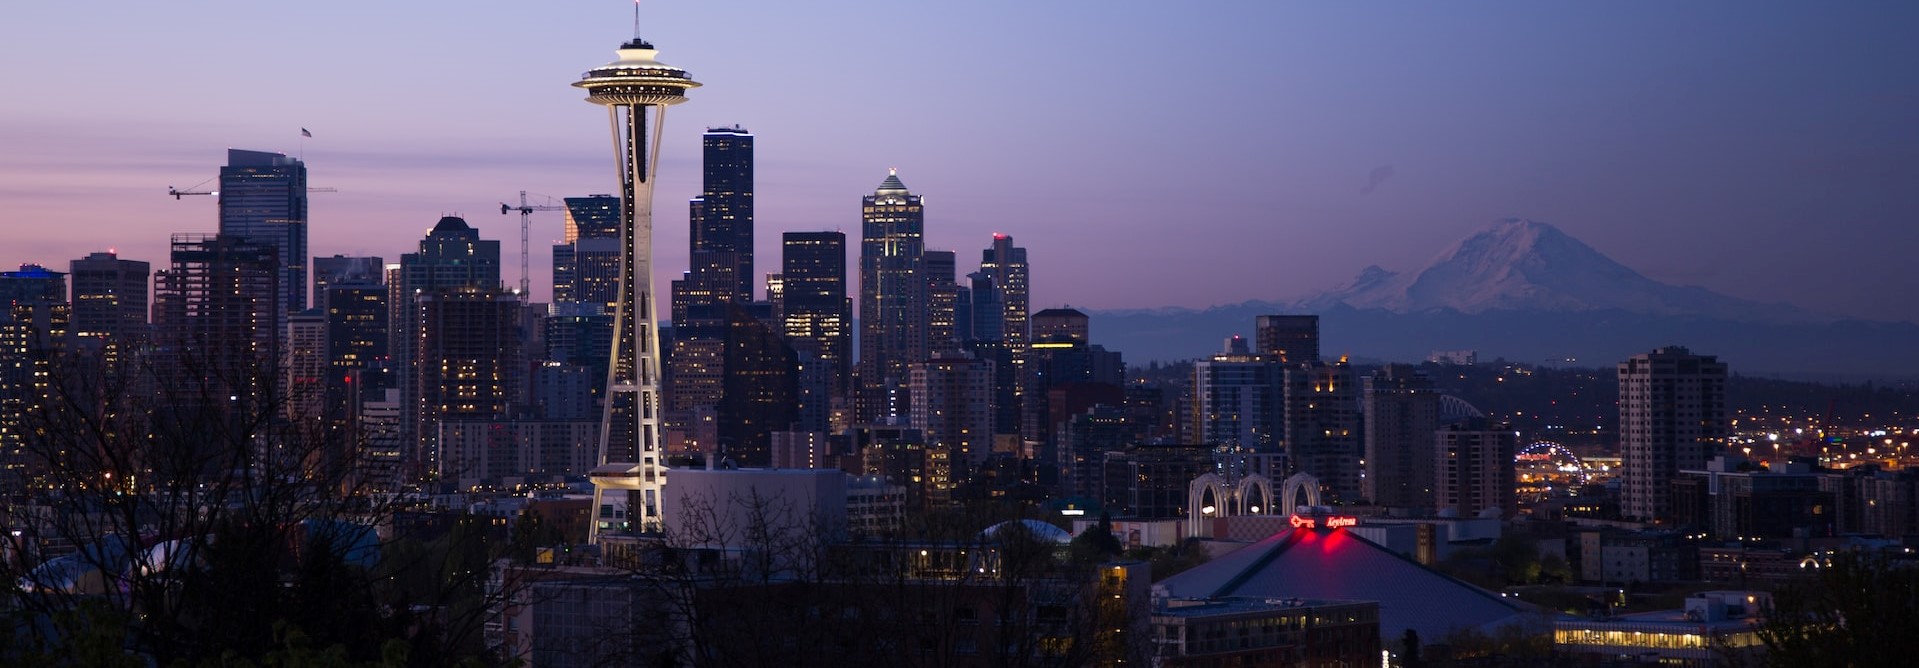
(1303, 218, 1823, 324)
(1088, 219, 1917, 377)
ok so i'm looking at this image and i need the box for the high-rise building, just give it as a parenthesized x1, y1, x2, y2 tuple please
(1435, 418, 1517, 519)
(1364, 364, 1441, 511)
(1031, 307, 1089, 343)
(0, 265, 70, 491)
(909, 356, 993, 505)
(396, 217, 502, 470)
(1619, 346, 1728, 522)
(285, 310, 327, 423)
(218, 149, 308, 318)
(153, 234, 281, 369)
(779, 232, 850, 395)
(68, 251, 149, 345)
(857, 170, 926, 424)
(415, 288, 522, 479)
(717, 304, 798, 467)
(925, 250, 959, 355)
(1256, 315, 1319, 363)
(693, 126, 754, 303)
(1283, 359, 1360, 503)
(312, 255, 384, 309)
(979, 234, 1030, 357)
(1191, 336, 1283, 452)
(322, 283, 387, 445)
(964, 271, 1003, 344)
(552, 195, 621, 311)
(575, 37, 699, 540)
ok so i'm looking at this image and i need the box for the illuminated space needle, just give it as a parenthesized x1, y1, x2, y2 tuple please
(576, 27, 699, 543)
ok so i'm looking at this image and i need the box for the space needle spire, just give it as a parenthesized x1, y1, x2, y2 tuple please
(575, 22, 700, 543)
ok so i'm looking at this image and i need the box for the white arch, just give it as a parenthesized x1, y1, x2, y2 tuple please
(1279, 473, 1322, 516)
(1235, 474, 1274, 515)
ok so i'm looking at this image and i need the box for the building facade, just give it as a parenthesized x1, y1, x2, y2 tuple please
(1619, 347, 1728, 522)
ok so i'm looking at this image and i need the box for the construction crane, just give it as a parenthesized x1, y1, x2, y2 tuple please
(500, 191, 567, 297)
(168, 178, 337, 199)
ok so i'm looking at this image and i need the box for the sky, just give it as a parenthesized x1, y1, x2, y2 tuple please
(1, 2, 1915, 320)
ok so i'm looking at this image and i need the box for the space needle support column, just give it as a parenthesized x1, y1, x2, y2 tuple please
(578, 36, 699, 545)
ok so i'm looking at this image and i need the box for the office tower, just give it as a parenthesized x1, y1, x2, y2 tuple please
(1619, 346, 1728, 522)
(68, 251, 149, 345)
(1283, 358, 1360, 503)
(717, 304, 798, 467)
(552, 195, 621, 311)
(575, 36, 699, 539)
(1435, 418, 1517, 518)
(218, 149, 308, 318)
(909, 356, 993, 505)
(925, 250, 959, 354)
(312, 255, 384, 309)
(396, 217, 502, 470)
(964, 271, 1003, 344)
(694, 126, 753, 303)
(979, 234, 1029, 356)
(779, 232, 850, 397)
(1256, 315, 1319, 363)
(415, 288, 522, 479)
(323, 282, 387, 441)
(0, 265, 70, 491)
(1058, 404, 1132, 500)
(1190, 336, 1283, 451)
(1032, 307, 1089, 343)
(153, 234, 281, 368)
(1024, 334, 1124, 463)
(285, 310, 327, 423)
(1364, 364, 1441, 511)
(857, 170, 926, 424)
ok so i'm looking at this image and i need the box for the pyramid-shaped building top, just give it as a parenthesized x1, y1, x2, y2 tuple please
(1157, 526, 1546, 641)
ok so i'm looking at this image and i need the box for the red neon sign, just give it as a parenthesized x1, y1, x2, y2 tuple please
(1290, 514, 1358, 529)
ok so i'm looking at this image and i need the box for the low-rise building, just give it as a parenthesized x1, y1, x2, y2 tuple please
(1554, 591, 1767, 667)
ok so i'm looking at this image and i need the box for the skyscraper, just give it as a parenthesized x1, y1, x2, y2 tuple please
(552, 195, 621, 311)
(415, 288, 522, 480)
(910, 356, 994, 505)
(779, 232, 850, 395)
(0, 265, 69, 493)
(1363, 364, 1440, 510)
(153, 234, 281, 369)
(857, 170, 926, 424)
(694, 126, 754, 303)
(395, 217, 502, 473)
(1256, 315, 1319, 363)
(575, 36, 699, 540)
(1283, 359, 1361, 503)
(1619, 346, 1728, 522)
(218, 149, 308, 318)
(312, 255, 384, 308)
(68, 251, 149, 345)
(1191, 336, 1283, 451)
(979, 234, 1030, 357)
(1436, 419, 1518, 519)
(925, 249, 959, 355)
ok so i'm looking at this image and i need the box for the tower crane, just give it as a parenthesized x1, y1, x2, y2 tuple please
(167, 178, 338, 199)
(500, 191, 567, 297)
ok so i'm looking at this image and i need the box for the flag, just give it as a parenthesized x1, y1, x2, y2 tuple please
(301, 128, 312, 138)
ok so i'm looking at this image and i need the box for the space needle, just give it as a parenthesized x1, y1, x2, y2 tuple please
(576, 26, 699, 543)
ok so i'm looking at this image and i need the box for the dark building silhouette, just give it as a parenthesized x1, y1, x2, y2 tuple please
(68, 251, 149, 346)
(777, 232, 850, 398)
(1283, 359, 1361, 503)
(218, 149, 308, 319)
(1256, 314, 1319, 363)
(0, 265, 70, 491)
(552, 195, 621, 311)
(717, 304, 798, 467)
(1364, 364, 1440, 510)
(415, 288, 522, 479)
(395, 217, 502, 473)
(153, 234, 281, 369)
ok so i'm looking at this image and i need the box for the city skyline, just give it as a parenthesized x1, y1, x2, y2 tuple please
(2, 2, 1916, 320)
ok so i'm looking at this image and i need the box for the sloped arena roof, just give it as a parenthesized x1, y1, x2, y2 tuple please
(1157, 525, 1545, 641)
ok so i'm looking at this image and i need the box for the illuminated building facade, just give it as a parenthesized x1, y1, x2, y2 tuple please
(857, 170, 926, 424)
(552, 195, 621, 311)
(1191, 336, 1283, 452)
(779, 232, 850, 397)
(909, 356, 993, 504)
(396, 217, 502, 471)
(979, 234, 1029, 358)
(414, 288, 522, 479)
(1619, 346, 1728, 522)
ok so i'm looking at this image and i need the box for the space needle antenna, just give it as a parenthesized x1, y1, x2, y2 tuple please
(633, 0, 642, 40)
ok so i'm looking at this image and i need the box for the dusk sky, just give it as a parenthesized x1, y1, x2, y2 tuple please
(2, 2, 1914, 320)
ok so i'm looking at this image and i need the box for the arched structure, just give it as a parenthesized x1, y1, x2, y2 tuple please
(1188, 472, 1279, 537)
(1278, 472, 1323, 515)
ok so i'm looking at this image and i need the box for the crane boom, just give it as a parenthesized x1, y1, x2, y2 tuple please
(500, 191, 567, 297)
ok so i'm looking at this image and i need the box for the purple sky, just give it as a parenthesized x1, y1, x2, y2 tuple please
(2, 2, 1914, 320)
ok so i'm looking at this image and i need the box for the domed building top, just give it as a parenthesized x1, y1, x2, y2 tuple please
(978, 519, 1073, 546)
